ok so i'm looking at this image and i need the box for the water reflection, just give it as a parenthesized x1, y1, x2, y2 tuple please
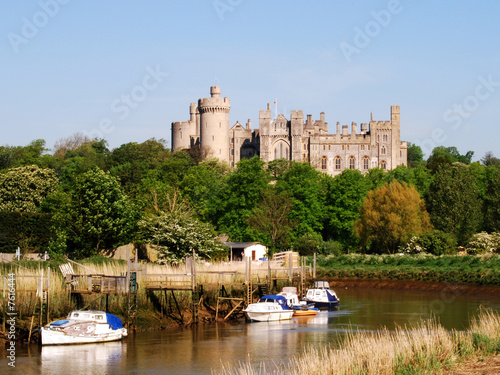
(40, 341, 126, 375)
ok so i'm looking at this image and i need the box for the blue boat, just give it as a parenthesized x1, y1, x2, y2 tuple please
(302, 280, 340, 310)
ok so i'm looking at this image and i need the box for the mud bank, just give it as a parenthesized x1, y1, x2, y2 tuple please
(327, 277, 500, 297)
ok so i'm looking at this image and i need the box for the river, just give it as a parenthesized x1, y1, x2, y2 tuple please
(1, 287, 499, 374)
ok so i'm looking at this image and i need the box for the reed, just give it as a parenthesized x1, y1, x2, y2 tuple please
(218, 309, 500, 375)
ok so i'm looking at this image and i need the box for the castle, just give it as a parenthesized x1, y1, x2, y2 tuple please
(171, 86, 407, 175)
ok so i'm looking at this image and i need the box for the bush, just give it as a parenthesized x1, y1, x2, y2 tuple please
(419, 230, 457, 255)
(466, 232, 500, 254)
(319, 240, 344, 256)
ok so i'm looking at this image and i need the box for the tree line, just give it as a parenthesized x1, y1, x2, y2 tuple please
(1, 135, 499, 261)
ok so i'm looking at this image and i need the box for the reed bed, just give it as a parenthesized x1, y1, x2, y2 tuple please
(218, 309, 500, 375)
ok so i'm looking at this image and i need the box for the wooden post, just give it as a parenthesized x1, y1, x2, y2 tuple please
(40, 269, 44, 327)
(313, 252, 317, 279)
(289, 252, 293, 283)
(47, 267, 50, 324)
(267, 255, 271, 292)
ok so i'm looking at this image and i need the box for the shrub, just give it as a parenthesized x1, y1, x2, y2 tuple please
(466, 232, 500, 254)
(419, 230, 457, 255)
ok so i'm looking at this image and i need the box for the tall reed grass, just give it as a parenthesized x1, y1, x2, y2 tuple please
(218, 309, 500, 375)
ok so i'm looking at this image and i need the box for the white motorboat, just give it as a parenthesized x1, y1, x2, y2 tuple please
(243, 295, 294, 322)
(302, 280, 340, 310)
(41, 310, 127, 345)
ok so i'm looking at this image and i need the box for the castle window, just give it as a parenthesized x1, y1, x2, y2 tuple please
(321, 156, 327, 170)
(212, 135, 215, 141)
(380, 161, 387, 169)
(231, 149, 234, 156)
(349, 156, 356, 170)
(231, 138, 234, 143)
(274, 148, 277, 160)
(286, 148, 289, 159)
(363, 156, 369, 170)
(280, 143, 283, 158)
(335, 156, 341, 170)
(383, 135, 388, 142)
(381, 146, 386, 155)
(328, 145, 331, 150)
(368, 145, 371, 150)
(361, 145, 365, 151)
(323, 145, 326, 151)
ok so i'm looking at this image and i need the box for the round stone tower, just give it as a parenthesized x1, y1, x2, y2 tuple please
(198, 86, 231, 162)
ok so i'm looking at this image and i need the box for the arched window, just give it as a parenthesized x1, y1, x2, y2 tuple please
(381, 146, 386, 155)
(321, 156, 327, 170)
(274, 148, 277, 160)
(335, 156, 341, 170)
(363, 156, 369, 170)
(349, 156, 356, 170)
(380, 161, 387, 169)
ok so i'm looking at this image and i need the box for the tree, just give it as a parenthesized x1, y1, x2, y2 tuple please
(216, 156, 270, 241)
(324, 169, 370, 248)
(425, 164, 482, 245)
(0, 165, 58, 212)
(427, 146, 474, 172)
(407, 143, 425, 168)
(247, 188, 295, 253)
(483, 168, 500, 232)
(138, 210, 225, 264)
(275, 162, 326, 238)
(62, 168, 137, 257)
(481, 151, 500, 167)
(355, 180, 433, 253)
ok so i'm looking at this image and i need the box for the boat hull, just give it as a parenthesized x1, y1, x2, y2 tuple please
(293, 308, 319, 317)
(41, 327, 125, 345)
(244, 310, 294, 322)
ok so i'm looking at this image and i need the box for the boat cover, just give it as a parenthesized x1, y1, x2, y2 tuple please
(106, 313, 124, 330)
(49, 320, 69, 326)
(259, 295, 291, 309)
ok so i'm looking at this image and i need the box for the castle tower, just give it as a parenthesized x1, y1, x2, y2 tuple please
(390, 105, 402, 167)
(198, 86, 231, 162)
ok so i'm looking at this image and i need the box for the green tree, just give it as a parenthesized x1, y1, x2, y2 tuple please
(216, 157, 270, 241)
(483, 168, 500, 232)
(63, 168, 137, 257)
(276, 162, 326, 238)
(355, 180, 433, 253)
(0, 165, 58, 212)
(407, 143, 425, 168)
(247, 188, 295, 254)
(425, 164, 482, 245)
(481, 151, 500, 167)
(427, 146, 474, 172)
(324, 169, 370, 248)
(138, 210, 225, 264)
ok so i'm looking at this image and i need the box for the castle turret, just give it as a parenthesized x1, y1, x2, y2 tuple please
(199, 86, 231, 162)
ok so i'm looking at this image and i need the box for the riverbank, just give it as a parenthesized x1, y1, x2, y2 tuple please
(313, 253, 500, 285)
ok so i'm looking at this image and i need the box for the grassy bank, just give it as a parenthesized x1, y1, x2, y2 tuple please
(313, 253, 500, 285)
(220, 309, 500, 375)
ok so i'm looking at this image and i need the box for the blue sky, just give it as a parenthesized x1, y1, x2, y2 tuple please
(1, 0, 499, 161)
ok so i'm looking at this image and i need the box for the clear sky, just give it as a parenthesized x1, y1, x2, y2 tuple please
(1, 0, 499, 161)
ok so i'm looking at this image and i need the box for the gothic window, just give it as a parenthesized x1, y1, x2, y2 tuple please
(363, 156, 369, 170)
(304, 144, 306, 150)
(323, 145, 326, 151)
(274, 148, 277, 160)
(361, 145, 365, 151)
(381, 146, 386, 155)
(383, 134, 388, 142)
(280, 143, 283, 158)
(286, 148, 289, 159)
(380, 161, 387, 169)
(328, 145, 331, 150)
(231, 149, 234, 156)
(349, 156, 356, 170)
(321, 156, 327, 170)
(335, 156, 341, 170)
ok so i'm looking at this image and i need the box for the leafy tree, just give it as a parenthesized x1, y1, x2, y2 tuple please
(216, 156, 270, 241)
(427, 146, 474, 172)
(0, 139, 53, 170)
(292, 233, 321, 256)
(138, 210, 225, 264)
(483, 168, 500, 232)
(62, 168, 137, 257)
(275, 162, 326, 238)
(267, 159, 292, 179)
(0, 165, 58, 212)
(247, 188, 295, 253)
(481, 151, 500, 167)
(355, 180, 433, 253)
(418, 230, 457, 255)
(407, 143, 425, 168)
(324, 169, 370, 248)
(425, 164, 482, 245)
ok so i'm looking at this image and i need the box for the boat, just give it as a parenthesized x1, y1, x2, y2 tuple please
(243, 295, 295, 322)
(40, 310, 128, 345)
(302, 280, 340, 310)
(292, 305, 320, 317)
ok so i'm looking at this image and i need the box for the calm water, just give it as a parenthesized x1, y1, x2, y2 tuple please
(2, 288, 499, 374)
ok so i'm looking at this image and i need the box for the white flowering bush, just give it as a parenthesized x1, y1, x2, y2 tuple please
(466, 232, 500, 254)
(0, 165, 58, 212)
(399, 236, 424, 254)
(139, 211, 226, 264)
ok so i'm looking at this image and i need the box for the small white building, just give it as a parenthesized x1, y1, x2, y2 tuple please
(224, 242, 267, 261)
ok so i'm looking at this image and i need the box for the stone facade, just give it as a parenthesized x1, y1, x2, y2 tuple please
(172, 86, 407, 175)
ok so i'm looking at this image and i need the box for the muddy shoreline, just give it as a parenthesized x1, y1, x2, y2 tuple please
(327, 277, 500, 297)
